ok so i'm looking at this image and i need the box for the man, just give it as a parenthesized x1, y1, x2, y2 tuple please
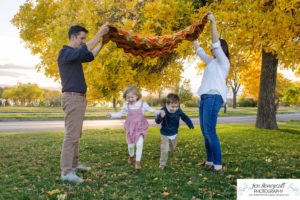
(58, 23, 109, 183)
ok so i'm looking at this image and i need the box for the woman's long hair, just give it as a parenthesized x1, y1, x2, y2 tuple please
(220, 38, 230, 61)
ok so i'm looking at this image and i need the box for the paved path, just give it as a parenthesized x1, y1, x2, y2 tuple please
(0, 113, 299, 133)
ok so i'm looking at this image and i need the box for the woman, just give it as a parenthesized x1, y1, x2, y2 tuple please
(193, 12, 230, 172)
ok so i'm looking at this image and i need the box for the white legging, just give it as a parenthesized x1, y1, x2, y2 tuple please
(128, 135, 144, 161)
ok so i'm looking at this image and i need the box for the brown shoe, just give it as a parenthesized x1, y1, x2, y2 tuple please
(128, 156, 134, 164)
(135, 161, 141, 170)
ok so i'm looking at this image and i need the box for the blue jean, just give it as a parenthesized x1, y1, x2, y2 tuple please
(199, 94, 223, 165)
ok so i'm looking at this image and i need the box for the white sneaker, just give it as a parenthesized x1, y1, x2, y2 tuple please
(73, 164, 91, 172)
(61, 172, 84, 184)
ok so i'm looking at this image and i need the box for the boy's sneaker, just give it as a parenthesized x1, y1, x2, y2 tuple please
(61, 172, 84, 184)
(74, 164, 90, 172)
(159, 164, 165, 170)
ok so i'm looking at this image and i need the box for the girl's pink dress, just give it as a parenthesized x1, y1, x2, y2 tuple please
(124, 102, 149, 144)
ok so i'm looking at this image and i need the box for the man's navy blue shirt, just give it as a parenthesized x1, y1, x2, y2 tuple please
(57, 44, 94, 93)
(155, 107, 194, 136)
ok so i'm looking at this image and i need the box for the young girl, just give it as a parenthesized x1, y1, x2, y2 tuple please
(107, 86, 161, 170)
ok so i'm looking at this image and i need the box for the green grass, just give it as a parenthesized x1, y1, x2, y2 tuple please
(0, 106, 299, 120)
(1, 122, 299, 199)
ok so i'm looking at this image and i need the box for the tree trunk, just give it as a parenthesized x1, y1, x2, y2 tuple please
(112, 98, 117, 110)
(232, 90, 237, 109)
(256, 49, 278, 129)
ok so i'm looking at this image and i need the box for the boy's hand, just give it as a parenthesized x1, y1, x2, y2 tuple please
(160, 110, 166, 118)
(106, 113, 112, 118)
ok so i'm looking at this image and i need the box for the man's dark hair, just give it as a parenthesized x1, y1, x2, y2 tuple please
(166, 93, 180, 105)
(68, 25, 88, 39)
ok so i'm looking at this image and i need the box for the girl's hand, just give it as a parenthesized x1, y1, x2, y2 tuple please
(160, 110, 166, 118)
(207, 12, 216, 23)
(106, 113, 112, 118)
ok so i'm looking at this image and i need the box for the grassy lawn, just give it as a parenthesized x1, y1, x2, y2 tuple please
(1, 122, 299, 199)
(0, 106, 299, 120)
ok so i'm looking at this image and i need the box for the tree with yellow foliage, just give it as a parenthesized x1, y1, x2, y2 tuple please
(195, 0, 299, 129)
(12, 0, 203, 107)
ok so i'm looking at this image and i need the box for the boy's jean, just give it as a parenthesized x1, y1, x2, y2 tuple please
(199, 94, 223, 165)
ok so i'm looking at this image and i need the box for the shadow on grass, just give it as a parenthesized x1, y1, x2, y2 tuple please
(279, 128, 300, 135)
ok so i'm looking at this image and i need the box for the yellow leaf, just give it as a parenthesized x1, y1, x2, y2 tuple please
(47, 189, 61, 196)
(266, 158, 272, 163)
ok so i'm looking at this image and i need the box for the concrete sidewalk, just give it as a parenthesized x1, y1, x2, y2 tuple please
(0, 113, 299, 133)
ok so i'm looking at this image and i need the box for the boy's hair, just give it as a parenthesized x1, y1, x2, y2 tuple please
(166, 93, 180, 104)
(68, 25, 88, 39)
(123, 86, 142, 100)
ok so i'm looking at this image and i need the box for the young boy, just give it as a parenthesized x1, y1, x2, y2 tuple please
(155, 93, 194, 169)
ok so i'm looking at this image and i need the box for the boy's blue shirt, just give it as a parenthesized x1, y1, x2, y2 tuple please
(155, 107, 194, 136)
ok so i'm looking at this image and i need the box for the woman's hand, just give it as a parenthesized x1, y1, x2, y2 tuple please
(192, 41, 199, 50)
(207, 11, 219, 43)
(207, 12, 216, 24)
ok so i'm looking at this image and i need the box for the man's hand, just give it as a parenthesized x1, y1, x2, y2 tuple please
(86, 22, 109, 51)
(160, 110, 166, 118)
(99, 22, 109, 36)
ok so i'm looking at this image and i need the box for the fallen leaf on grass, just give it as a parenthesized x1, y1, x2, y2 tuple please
(265, 158, 272, 163)
(24, 179, 30, 184)
(187, 180, 193, 185)
(57, 193, 67, 200)
(226, 175, 235, 180)
(47, 189, 61, 195)
(162, 191, 170, 196)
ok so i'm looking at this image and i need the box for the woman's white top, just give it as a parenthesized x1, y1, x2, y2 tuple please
(110, 100, 160, 118)
(195, 40, 230, 103)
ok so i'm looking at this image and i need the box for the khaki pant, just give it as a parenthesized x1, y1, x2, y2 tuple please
(60, 93, 86, 174)
(160, 135, 177, 166)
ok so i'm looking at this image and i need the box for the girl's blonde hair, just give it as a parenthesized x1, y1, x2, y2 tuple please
(123, 86, 142, 100)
